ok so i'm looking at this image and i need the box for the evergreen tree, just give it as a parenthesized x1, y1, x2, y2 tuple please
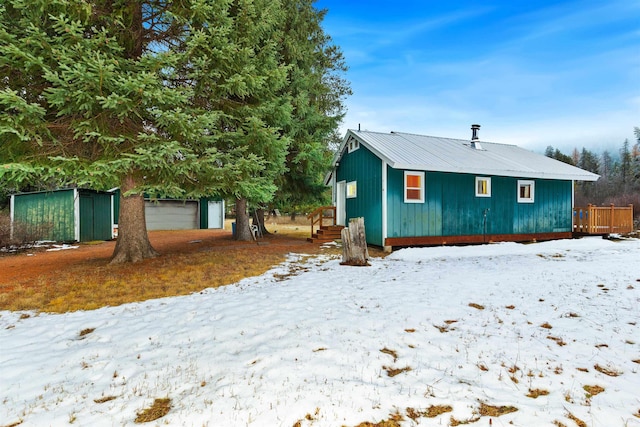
(578, 148, 599, 174)
(620, 139, 632, 185)
(600, 150, 613, 178)
(553, 148, 575, 165)
(0, 0, 291, 261)
(265, 0, 351, 229)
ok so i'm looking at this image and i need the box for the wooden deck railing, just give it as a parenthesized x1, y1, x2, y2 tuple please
(573, 204, 634, 234)
(307, 206, 337, 236)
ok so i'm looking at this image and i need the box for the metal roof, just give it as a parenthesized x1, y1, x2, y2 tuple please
(337, 130, 599, 181)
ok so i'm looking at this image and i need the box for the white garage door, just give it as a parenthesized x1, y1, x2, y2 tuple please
(145, 200, 199, 231)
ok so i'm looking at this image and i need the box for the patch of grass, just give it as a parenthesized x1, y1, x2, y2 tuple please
(505, 304, 515, 309)
(527, 388, 550, 398)
(406, 405, 452, 420)
(94, 395, 117, 404)
(0, 235, 324, 313)
(2, 420, 24, 427)
(507, 364, 520, 374)
(79, 328, 95, 338)
(478, 403, 518, 416)
(404, 328, 415, 333)
(134, 398, 171, 423)
(594, 364, 622, 377)
(450, 415, 480, 425)
(380, 347, 398, 362)
(477, 362, 489, 371)
(540, 322, 553, 329)
(576, 367, 589, 372)
(547, 335, 567, 346)
(583, 384, 605, 397)
(632, 359, 640, 364)
(434, 324, 452, 333)
(595, 343, 608, 348)
(383, 365, 411, 377)
(566, 412, 587, 427)
(468, 302, 484, 310)
(552, 421, 568, 427)
(294, 408, 321, 426)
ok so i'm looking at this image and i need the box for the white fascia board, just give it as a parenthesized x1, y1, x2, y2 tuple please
(381, 160, 388, 244)
(73, 188, 80, 242)
(389, 162, 600, 182)
(9, 194, 15, 240)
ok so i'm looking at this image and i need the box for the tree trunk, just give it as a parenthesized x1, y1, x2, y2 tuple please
(235, 197, 253, 241)
(110, 174, 159, 264)
(341, 217, 369, 266)
(253, 208, 271, 236)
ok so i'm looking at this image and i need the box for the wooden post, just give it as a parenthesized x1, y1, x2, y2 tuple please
(609, 203, 614, 233)
(341, 217, 369, 266)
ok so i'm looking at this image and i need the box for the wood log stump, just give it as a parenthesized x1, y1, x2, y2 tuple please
(341, 217, 370, 266)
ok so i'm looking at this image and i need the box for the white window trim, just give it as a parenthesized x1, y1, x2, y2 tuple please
(404, 171, 425, 203)
(347, 138, 360, 153)
(517, 180, 535, 203)
(475, 176, 492, 197)
(346, 181, 357, 199)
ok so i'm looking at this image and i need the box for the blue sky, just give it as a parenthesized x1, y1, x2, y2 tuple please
(315, 0, 640, 153)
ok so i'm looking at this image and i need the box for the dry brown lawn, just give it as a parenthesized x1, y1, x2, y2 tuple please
(0, 218, 377, 313)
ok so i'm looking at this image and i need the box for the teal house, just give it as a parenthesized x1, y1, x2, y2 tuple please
(326, 126, 599, 250)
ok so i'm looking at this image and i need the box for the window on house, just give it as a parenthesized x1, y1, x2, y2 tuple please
(404, 171, 424, 203)
(517, 180, 535, 203)
(475, 177, 491, 197)
(347, 139, 360, 153)
(346, 181, 357, 198)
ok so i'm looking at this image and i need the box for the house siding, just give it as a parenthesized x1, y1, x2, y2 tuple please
(387, 167, 443, 238)
(336, 145, 383, 246)
(386, 169, 573, 239)
(12, 189, 76, 241)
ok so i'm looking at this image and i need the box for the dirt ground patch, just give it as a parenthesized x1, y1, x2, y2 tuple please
(0, 229, 312, 287)
(0, 230, 306, 286)
(0, 226, 339, 312)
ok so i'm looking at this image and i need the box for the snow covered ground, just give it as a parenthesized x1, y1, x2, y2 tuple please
(1, 237, 639, 427)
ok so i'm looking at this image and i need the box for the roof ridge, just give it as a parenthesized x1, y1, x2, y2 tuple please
(388, 130, 508, 146)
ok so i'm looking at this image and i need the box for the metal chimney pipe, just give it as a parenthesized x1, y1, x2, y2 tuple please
(471, 124, 480, 141)
(470, 124, 482, 150)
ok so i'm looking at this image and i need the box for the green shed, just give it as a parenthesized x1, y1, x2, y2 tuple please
(110, 190, 225, 231)
(10, 189, 114, 242)
(327, 126, 600, 250)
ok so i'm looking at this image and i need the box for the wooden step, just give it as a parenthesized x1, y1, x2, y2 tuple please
(308, 225, 344, 243)
(315, 230, 342, 238)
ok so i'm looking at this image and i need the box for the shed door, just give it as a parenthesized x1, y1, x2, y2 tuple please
(207, 200, 224, 229)
(145, 200, 199, 230)
(336, 181, 346, 226)
(79, 194, 95, 241)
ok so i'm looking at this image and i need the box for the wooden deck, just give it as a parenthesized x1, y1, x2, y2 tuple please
(573, 204, 634, 235)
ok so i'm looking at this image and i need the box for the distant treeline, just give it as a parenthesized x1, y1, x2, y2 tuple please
(545, 127, 640, 216)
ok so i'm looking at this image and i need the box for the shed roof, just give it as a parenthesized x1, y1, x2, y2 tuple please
(337, 130, 599, 182)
